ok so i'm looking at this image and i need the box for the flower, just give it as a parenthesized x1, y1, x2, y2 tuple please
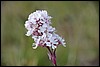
(25, 10, 66, 49)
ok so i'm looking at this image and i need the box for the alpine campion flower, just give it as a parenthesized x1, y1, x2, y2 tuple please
(25, 10, 66, 66)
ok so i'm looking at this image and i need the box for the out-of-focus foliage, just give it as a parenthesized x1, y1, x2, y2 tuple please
(1, 1, 99, 66)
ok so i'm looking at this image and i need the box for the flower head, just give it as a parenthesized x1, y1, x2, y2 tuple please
(25, 10, 66, 49)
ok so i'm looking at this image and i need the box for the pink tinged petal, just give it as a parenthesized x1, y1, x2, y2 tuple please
(36, 19, 40, 23)
(32, 43, 38, 49)
(60, 38, 66, 47)
(39, 27, 46, 32)
(33, 38, 40, 48)
(29, 19, 36, 24)
(25, 29, 33, 36)
(48, 26, 55, 32)
(62, 41, 66, 47)
(25, 21, 30, 30)
(33, 31, 39, 36)
(39, 40, 44, 46)
(41, 10, 48, 18)
(41, 33, 46, 39)
(25, 21, 36, 31)
(52, 45, 57, 49)
(42, 23, 48, 27)
(57, 40, 61, 44)
(40, 20, 45, 23)
(28, 13, 33, 20)
(47, 33, 52, 38)
(33, 13, 41, 20)
(46, 42, 51, 47)
(32, 36, 38, 42)
(49, 37, 58, 45)
(62, 43, 65, 46)
(48, 16, 52, 19)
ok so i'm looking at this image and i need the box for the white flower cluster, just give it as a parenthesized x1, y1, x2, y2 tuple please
(25, 10, 66, 49)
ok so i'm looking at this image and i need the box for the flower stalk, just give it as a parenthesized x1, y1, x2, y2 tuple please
(47, 46, 57, 66)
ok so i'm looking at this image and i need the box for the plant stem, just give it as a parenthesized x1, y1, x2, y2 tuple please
(53, 49, 57, 66)
(46, 46, 57, 66)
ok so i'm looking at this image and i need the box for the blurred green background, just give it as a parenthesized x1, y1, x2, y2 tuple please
(1, 1, 99, 66)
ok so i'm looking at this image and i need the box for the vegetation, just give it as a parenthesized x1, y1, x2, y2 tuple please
(1, 1, 99, 66)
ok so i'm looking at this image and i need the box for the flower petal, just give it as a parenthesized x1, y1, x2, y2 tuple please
(32, 43, 38, 49)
